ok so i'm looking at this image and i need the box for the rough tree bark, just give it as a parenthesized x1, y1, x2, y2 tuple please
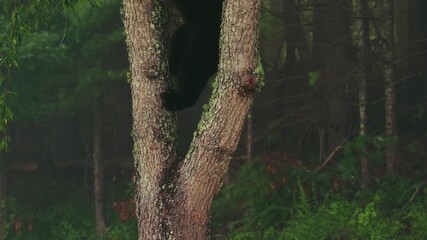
(122, 1, 178, 238)
(382, 0, 397, 175)
(122, 0, 263, 239)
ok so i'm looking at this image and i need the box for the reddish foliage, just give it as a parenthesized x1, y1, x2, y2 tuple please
(112, 198, 136, 222)
(261, 151, 304, 191)
(28, 214, 34, 232)
(262, 151, 303, 172)
(14, 217, 22, 237)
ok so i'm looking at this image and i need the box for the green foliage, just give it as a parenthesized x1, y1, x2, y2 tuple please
(4, 170, 137, 240)
(0, 92, 12, 151)
(279, 197, 404, 240)
(211, 158, 427, 239)
(8, 0, 126, 120)
(0, 0, 91, 150)
(34, 199, 95, 240)
(280, 201, 356, 240)
(1, 197, 17, 239)
(402, 201, 427, 239)
(308, 71, 320, 86)
(336, 135, 400, 187)
(212, 162, 291, 235)
(4, 194, 95, 240)
(106, 218, 137, 240)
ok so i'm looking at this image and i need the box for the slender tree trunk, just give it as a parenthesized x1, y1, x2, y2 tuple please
(122, 0, 262, 239)
(283, 0, 298, 72)
(79, 130, 91, 202)
(295, 0, 310, 65)
(313, 0, 353, 154)
(111, 127, 117, 202)
(382, 0, 398, 175)
(246, 112, 253, 163)
(394, 0, 410, 59)
(275, 0, 302, 115)
(359, 0, 370, 187)
(0, 153, 6, 240)
(93, 98, 106, 239)
(41, 122, 54, 175)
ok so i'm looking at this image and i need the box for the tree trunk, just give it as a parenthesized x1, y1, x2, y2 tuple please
(93, 98, 107, 239)
(246, 112, 253, 163)
(358, 0, 370, 187)
(382, 0, 398, 175)
(122, 0, 262, 239)
(122, 1, 178, 239)
(275, 0, 309, 116)
(313, 0, 353, 154)
(169, 1, 262, 236)
(0, 153, 6, 240)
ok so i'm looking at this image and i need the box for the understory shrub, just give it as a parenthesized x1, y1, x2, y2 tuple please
(211, 160, 427, 240)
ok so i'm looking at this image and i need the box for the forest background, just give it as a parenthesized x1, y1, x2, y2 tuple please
(0, 0, 426, 239)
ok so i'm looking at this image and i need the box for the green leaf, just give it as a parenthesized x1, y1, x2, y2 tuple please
(308, 71, 320, 86)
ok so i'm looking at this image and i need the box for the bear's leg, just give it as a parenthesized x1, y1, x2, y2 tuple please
(162, 30, 219, 111)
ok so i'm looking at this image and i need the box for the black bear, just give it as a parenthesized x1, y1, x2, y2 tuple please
(162, 0, 223, 111)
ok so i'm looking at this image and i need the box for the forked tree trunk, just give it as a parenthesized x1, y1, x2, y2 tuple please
(122, 0, 262, 239)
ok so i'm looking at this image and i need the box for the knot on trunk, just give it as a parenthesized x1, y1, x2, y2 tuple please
(238, 73, 258, 95)
(145, 67, 159, 80)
